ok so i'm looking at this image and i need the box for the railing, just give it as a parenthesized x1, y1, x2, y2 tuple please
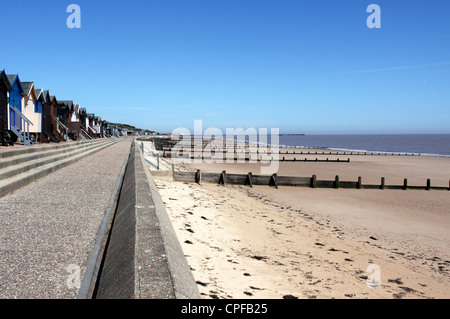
(52, 116, 69, 141)
(141, 142, 177, 171)
(9, 105, 33, 145)
(80, 127, 92, 140)
(88, 125, 96, 136)
(80, 123, 93, 139)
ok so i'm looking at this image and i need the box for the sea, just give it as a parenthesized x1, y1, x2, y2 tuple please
(235, 134, 450, 157)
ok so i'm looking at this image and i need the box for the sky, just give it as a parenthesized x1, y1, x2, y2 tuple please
(1, 0, 449, 134)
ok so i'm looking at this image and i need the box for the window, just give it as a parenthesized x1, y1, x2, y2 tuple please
(35, 101, 42, 113)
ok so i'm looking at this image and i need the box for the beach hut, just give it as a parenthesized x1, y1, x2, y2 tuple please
(107, 124, 119, 137)
(35, 89, 46, 137)
(57, 100, 72, 126)
(38, 89, 58, 143)
(102, 120, 110, 137)
(93, 116, 102, 138)
(50, 95, 68, 141)
(83, 111, 91, 136)
(78, 107, 92, 139)
(0, 70, 12, 146)
(98, 118, 105, 138)
(87, 113, 97, 138)
(79, 107, 86, 128)
(67, 103, 81, 141)
(34, 88, 47, 143)
(56, 100, 72, 140)
(21, 82, 43, 143)
(6, 74, 33, 145)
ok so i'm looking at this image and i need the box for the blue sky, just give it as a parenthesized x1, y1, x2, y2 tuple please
(1, 0, 449, 134)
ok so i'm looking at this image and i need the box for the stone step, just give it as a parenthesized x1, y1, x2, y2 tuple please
(0, 139, 113, 180)
(0, 138, 112, 170)
(0, 138, 112, 160)
(0, 138, 120, 198)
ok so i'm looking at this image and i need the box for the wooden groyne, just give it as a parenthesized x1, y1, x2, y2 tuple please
(139, 137, 422, 157)
(166, 148, 421, 157)
(173, 170, 450, 191)
(165, 154, 351, 163)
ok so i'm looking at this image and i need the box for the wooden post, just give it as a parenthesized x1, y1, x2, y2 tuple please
(335, 175, 340, 189)
(245, 172, 253, 188)
(357, 176, 362, 189)
(403, 178, 408, 190)
(269, 173, 278, 189)
(426, 179, 431, 190)
(311, 175, 317, 188)
(381, 177, 385, 190)
(196, 170, 202, 184)
(219, 170, 227, 186)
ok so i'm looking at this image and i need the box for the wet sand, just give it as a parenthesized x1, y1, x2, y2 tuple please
(152, 150, 450, 299)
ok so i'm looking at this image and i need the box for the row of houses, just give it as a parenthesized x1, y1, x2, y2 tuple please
(0, 69, 128, 147)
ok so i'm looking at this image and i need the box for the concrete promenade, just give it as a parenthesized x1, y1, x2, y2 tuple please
(0, 138, 132, 298)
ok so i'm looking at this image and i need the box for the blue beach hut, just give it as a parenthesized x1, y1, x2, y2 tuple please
(6, 74, 23, 131)
(6, 74, 33, 145)
(35, 88, 46, 143)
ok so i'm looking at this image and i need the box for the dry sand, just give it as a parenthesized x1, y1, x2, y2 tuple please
(152, 150, 450, 299)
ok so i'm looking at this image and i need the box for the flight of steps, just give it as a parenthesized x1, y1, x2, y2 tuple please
(0, 137, 123, 198)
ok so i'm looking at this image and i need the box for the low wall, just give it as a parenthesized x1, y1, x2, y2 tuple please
(93, 140, 200, 299)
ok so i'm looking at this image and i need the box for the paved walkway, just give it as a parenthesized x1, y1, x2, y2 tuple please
(0, 138, 132, 298)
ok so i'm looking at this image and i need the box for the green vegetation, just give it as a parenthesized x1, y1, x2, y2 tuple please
(109, 123, 157, 135)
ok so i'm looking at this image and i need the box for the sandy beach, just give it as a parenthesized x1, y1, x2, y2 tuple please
(151, 148, 450, 299)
